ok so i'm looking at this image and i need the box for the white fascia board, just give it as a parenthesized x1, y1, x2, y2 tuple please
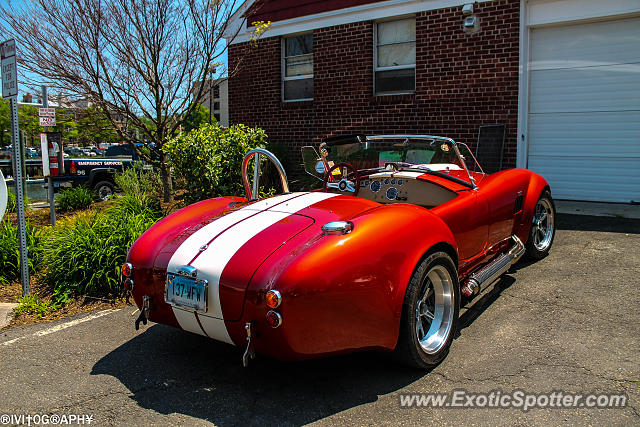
(226, 0, 495, 44)
(224, 0, 256, 40)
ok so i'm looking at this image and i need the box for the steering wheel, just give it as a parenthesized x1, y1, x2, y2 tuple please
(323, 162, 360, 196)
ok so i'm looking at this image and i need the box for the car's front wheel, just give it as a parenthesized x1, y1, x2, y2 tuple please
(395, 251, 459, 369)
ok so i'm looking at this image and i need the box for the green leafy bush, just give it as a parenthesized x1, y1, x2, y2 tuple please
(115, 165, 162, 203)
(0, 220, 42, 285)
(40, 194, 161, 301)
(6, 189, 30, 213)
(56, 186, 95, 212)
(14, 295, 57, 318)
(164, 123, 268, 204)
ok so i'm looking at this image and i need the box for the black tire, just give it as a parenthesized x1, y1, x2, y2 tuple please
(394, 251, 460, 369)
(525, 190, 556, 260)
(94, 180, 115, 201)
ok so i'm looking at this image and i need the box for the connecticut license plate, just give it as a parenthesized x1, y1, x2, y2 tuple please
(165, 273, 208, 312)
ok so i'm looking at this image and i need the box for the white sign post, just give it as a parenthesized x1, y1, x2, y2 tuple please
(1, 38, 29, 295)
(0, 170, 7, 222)
(40, 86, 56, 227)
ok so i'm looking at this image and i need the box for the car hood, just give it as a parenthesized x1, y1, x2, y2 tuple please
(151, 192, 380, 321)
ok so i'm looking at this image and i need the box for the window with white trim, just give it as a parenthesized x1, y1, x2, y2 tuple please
(282, 33, 313, 101)
(375, 18, 416, 95)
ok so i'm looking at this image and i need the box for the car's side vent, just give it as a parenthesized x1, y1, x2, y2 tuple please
(514, 192, 524, 214)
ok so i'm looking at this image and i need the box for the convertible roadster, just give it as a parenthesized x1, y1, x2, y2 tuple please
(123, 134, 555, 368)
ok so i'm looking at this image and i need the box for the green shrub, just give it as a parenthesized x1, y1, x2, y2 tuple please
(114, 165, 162, 201)
(56, 186, 95, 212)
(6, 189, 30, 213)
(0, 220, 43, 285)
(14, 295, 57, 318)
(164, 124, 268, 204)
(40, 194, 161, 301)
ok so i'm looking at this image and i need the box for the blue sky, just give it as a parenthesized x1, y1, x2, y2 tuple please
(0, 0, 234, 99)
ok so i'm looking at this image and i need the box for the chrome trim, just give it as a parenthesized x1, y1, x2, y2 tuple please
(321, 221, 354, 236)
(242, 148, 290, 200)
(178, 265, 198, 278)
(461, 235, 525, 297)
(266, 290, 282, 308)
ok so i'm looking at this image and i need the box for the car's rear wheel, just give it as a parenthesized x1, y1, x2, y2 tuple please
(525, 191, 555, 260)
(395, 251, 459, 369)
(94, 181, 115, 201)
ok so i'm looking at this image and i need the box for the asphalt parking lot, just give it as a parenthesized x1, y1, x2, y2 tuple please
(0, 213, 638, 426)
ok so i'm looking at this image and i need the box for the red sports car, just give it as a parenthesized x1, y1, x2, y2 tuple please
(123, 134, 555, 368)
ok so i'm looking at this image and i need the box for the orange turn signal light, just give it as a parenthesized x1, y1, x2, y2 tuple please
(122, 263, 133, 277)
(265, 290, 282, 309)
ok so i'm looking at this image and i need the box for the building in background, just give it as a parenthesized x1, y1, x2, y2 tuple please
(225, 0, 640, 203)
(192, 78, 230, 127)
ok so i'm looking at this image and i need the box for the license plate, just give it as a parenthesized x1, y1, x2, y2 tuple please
(165, 273, 208, 312)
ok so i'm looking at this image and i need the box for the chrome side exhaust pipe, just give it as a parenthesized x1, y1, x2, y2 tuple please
(461, 235, 525, 297)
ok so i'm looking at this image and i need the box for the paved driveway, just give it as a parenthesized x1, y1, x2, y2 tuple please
(0, 214, 638, 426)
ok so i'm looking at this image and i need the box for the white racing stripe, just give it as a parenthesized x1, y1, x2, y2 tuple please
(168, 192, 338, 344)
(1, 309, 119, 347)
(167, 193, 302, 270)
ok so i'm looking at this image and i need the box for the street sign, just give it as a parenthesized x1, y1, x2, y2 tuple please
(0, 39, 17, 99)
(39, 107, 55, 117)
(39, 116, 56, 126)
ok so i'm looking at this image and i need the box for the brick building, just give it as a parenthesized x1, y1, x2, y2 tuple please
(226, 0, 640, 203)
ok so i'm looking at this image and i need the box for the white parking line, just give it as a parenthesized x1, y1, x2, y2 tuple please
(1, 309, 120, 347)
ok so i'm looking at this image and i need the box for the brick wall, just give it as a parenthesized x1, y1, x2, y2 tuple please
(229, 0, 521, 183)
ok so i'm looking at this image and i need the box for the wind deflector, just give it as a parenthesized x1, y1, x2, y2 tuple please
(322, 134, 367, 146)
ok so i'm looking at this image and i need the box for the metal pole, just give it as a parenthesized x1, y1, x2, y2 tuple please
(43, 86, 56, 226)
(252, 153, 260, 200)
(10, 97, 29, 295)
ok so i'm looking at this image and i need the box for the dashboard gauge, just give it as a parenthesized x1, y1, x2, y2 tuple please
(370, 180, 382, 192)
(384, 178, 390, 185)
(360, 180, 370, 187)
(391, 179, 396, 185)
(386, 187, 398, 200)
(398, 179, 403, 186)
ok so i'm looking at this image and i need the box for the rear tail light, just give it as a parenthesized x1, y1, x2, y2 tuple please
(123, 278, 134, 291)
(265, 290, 282, 309)
(266, 310, 282, 328)
(122, 263, 132, 277)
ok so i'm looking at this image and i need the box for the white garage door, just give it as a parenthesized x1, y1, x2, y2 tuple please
(527, 17, 640, 203)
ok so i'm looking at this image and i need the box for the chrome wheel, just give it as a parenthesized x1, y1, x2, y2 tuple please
(415, 265, 454, 355)
(532, 198, 554, 251)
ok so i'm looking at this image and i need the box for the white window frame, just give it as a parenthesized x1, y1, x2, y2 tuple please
(373, 17, 417, 96)
(282, 33, 314, 102)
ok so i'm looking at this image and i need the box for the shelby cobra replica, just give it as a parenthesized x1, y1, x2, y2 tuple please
(123, 134, 555, 368)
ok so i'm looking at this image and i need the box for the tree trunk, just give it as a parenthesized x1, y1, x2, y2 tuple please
(160, 154, 173, 202)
